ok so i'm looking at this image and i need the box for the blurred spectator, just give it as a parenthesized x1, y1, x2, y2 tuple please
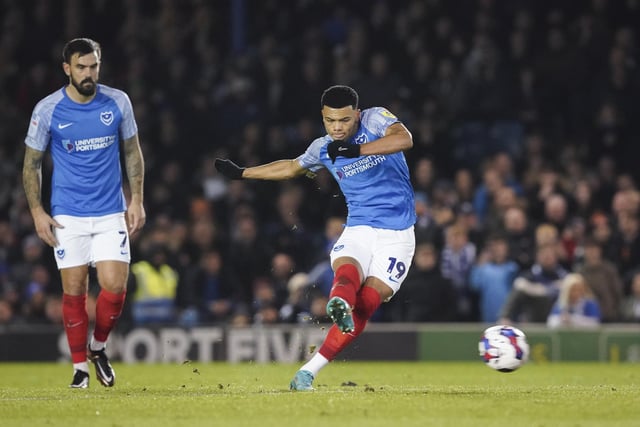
(577, 238, 624, 323)
(307, 216, 346, 296)
(9, 234, 48, 287)
(484, 185, 522, 234)
(547, 273, 601, 329)
(526, 166, 567, 222)
(251, 277, 279, 325)
(308, 292, 331, 324)
(502, 206, 536, 269)
(44, 295, 63, 325)
(413, 192, 444, 247)
(611, 188, 640, 219)
(226, 212, 272, 307)
(198, 154, 229, 203)
(493, 152, 524, 196)
(279, 272, 312, 324)
(386, 242, 456, 322)
(590, 212, 617, 261)
(570, 178, 601, 222)
(354, 51, 401, 108)
(0, 299, 14, 324)
(8, 234, 59, 317)
(264, 185, 317, 270)
(472, 165, 505, 227)
(561, 217, 588, 269)
(21, 264, 54, 323)
(269, 252, 297, 309)
(543, 193, 570, 235)
(470, 232, 519, 324)
(412, 157, 436, 198)
(535, 223, 569, 267)
(620, 270, 640, 323)
(0, 220, 20, 316)
(499, 243, 568, 324)
(129, 244, 179, 325)
(609, 212, 640, 280)
(440, 223, 477, 321)
(453, 168, 475, 205)
(180, 249, 233, 324)
(456, 202, 483, 248)
(430, 180, 457, 228)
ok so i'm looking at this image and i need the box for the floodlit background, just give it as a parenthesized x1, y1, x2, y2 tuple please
(0, 1, 639, 362)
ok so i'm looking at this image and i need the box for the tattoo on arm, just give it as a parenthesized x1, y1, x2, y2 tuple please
(123, 135, 145, 199)
(22, 146, 44, 211)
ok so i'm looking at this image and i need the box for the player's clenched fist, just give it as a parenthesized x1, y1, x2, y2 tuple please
(327, 140, 360, 163)
(215, 158, 245, 179)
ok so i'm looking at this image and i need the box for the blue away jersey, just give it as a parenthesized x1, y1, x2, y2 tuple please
(24, 84, 138, 217)
(297, 107, 416, 230)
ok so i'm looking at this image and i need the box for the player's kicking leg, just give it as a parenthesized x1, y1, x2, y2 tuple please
(326, 296, 355, 333)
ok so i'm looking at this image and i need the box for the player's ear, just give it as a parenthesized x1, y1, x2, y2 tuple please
(62, 62, 70, 77)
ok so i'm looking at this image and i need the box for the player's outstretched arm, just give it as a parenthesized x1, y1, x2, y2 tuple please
(215, 158, 306, 181)
(123, 134, 146, 235)
(22, 146, 63, 247)
(359, 122, 413, 156)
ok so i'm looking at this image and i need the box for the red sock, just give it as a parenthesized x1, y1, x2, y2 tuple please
(319, 286, 381, 361)
(62, 294, 89, 363)
(329, 264, 360, 307)
(93, 289, 126, 343)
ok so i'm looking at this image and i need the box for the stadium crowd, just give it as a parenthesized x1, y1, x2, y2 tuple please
(1, 0, 640, 329)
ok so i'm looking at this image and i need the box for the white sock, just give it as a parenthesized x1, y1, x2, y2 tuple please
(90, 337, 106, 351)
(74, 362, 89, 373)
(299, 353, 329, 377)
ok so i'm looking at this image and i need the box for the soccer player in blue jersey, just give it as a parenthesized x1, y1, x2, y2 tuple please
(215, 85, 416, 390)
(22, 38, 146, 388)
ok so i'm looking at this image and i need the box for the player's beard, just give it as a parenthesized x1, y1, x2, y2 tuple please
(71, 77, 97, 96)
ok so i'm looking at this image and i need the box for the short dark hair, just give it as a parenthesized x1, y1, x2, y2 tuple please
(62, 38, 101, 64)
(321, 85, 358, 109)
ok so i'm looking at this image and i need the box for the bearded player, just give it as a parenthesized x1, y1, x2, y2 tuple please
(22, 38, 145, 388)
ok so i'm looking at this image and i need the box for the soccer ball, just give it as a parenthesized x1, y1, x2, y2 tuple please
(479, 325, 529, 372)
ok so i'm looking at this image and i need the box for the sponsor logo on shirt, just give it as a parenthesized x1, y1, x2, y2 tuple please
(380, 109, 397, 119)
(337, 155, 386, 178)
(65, 134, 117, 152)
(27, 115, 39, 138)
(62, 139, 74, 153)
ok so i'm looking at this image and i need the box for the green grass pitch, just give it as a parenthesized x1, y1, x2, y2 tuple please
(1, 361, 638, 427)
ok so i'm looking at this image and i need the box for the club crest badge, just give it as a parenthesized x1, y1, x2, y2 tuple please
(56, 248, 65, 259)
(100, 111, 114, 126)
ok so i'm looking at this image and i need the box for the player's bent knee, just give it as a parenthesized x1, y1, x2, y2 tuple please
(95, 260, 129, 293)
